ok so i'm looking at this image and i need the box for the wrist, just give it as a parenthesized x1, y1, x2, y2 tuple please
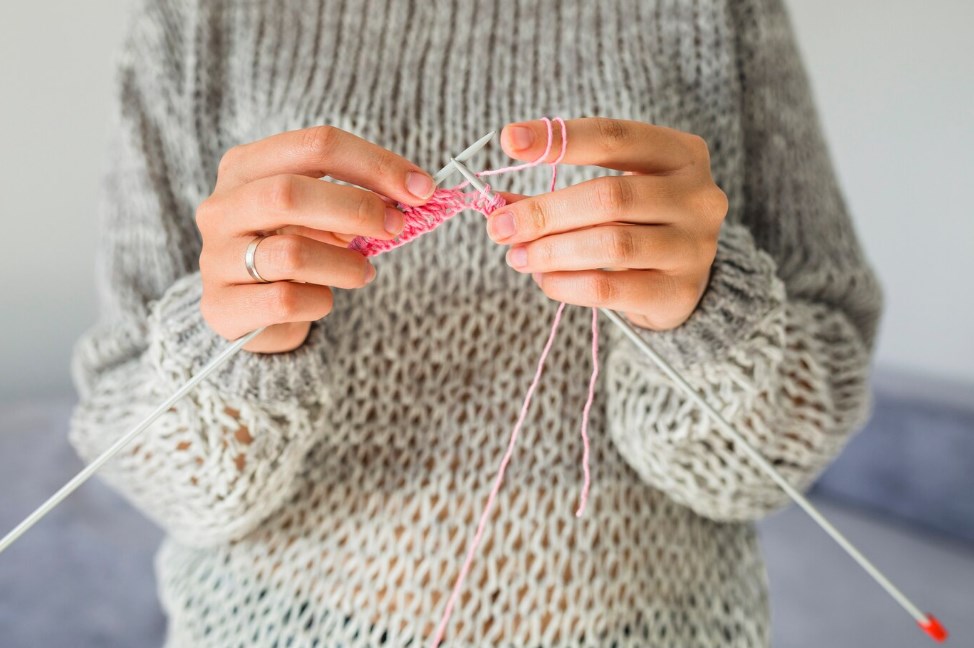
(147, 272, 331, 404)
(610, 222, 784, 368)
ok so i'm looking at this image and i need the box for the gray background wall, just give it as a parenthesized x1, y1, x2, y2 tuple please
(0, 0, 972, 401)
(0, 0, 127, 401)
(785, 0, 974, 392)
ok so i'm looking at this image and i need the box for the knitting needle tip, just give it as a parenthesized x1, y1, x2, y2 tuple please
(457, 130, 496, 162)
(453, 162, 945, 644)
(431, 130, 495, 186)
(918, 614, 948, 643)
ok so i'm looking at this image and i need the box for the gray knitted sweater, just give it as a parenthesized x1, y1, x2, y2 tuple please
(68, 1, 883, 646)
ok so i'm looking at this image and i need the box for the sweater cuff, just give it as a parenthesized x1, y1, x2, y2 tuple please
(619, 221, 786, 367)
(145, 272, 331, 405)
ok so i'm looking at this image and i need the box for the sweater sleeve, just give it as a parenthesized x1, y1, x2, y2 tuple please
(67, 2, 333, 547)
(602, 0, 884, 522)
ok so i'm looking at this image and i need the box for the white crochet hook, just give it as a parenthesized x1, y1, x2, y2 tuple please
(0, 131, 497, 558)
(447, 154, 948, 644)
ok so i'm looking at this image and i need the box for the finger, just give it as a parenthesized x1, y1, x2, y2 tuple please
(504, 224, 689, 273)
(486, 174, 679, 244)
(533, 269, 703, 329)
(493, 190, 528, 206)
(500, 117, 699, 174)
(213, 233, 375, 288)
(276, 224, 357, 247)
(198, 174, 405, 240)
(214, 125, 436, 206)
(203, 281, 335, 341)
(240, 321, 313, 353)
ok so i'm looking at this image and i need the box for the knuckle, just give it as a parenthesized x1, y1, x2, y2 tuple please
(594, 117, 631, 153)
(217, 144, 245, 179)
(269, 281, 302, 320)
(194, 199, 212, 233)
(353, 193, 383, 233)
(605, 228, 637, 264)
(682, 134, 713, 170)
(197, 243, 215, 277)
(687, 184, 728, 228)
(363, 149, 395, 183)
(587, 274, 616, 307)
(302, 125, 339, 159)
(685, 133, 710, 159)
(706, 185, 729, 223)
(264, 174, 297, 212)
(524, 200, 549, 235)
(594, 176, 635, 213)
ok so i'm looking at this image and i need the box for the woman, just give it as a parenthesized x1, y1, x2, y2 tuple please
(68, 0, 883, 645)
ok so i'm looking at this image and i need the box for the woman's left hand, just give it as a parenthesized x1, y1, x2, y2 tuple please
(488, 117, 728, 331)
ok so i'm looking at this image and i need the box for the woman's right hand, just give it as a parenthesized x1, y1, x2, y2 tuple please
(195, 126, 436, 353)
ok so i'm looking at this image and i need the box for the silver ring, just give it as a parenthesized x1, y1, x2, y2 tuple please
(245, 234, 271, 283)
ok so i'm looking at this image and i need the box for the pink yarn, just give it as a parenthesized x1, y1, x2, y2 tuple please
(478, 115, 567, 186)
(347, 186, 505, 257)
(429, 301, 568, 645)
(347, 116, 568, 257)
(576, 306, 598, 518)
(347, 118, 599, 646)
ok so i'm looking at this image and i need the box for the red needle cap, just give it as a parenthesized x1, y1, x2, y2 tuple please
(918, 614, 948, 642)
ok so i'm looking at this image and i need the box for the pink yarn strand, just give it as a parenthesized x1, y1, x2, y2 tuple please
(575, 307, 599, 517)
(478, 116, 556, 178)
(428, 302, 567, 648)
(346, 117, 598, 645)
(549, 117, 568, 189)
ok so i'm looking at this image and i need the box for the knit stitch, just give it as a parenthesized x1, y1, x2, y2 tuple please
(346, 186, 504, 258)
(68, 1, 883, 646)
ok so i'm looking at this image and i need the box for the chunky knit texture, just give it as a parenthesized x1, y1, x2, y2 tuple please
(68, 1, 884, 646)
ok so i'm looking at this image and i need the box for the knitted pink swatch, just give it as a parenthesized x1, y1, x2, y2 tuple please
(348, 118, 598, 647)
(347, 186, 505, 256)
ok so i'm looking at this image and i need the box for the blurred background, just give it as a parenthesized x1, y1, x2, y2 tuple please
(1, 1, 971, 646)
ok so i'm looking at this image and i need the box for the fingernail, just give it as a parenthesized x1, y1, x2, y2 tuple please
(405, 171, 435, 199)
(384, 206, 404, 235)
(508, 125, 535, 151)
(488, 211, 516, 241)
(365, 263, 377, 284)
(506, 247, 528, 269)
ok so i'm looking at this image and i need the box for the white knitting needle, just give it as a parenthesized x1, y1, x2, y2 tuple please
(448, 154, 948, 643)
(0, 326, 264, 556)
(433, 130, 495, 186)
(0, 132, 496, 558)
